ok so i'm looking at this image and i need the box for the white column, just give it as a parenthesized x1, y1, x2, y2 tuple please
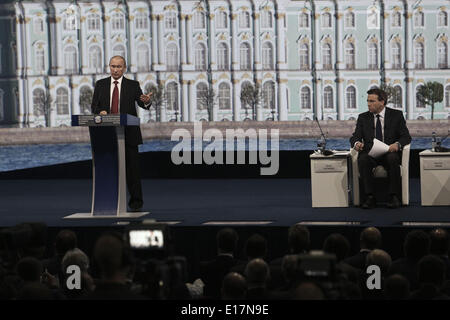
(24, 18, 33, 76)
(406, 77, 414, 120)
(383, 12, 391, 69)
(315, 79, 322, 121)
(128, 15, 137, 73)
(209, 13, 216, 70)
(188, 80, 196, 121)
(180, 15, 186, 66)
(276, 13, 286, 69)
(314, 13, 322, 70)
(80, 17, 88, 74)
(336, 11, 344, 69)
(231, 13, 238, 69)
(186, 15, 193, 65)
(278, 80, 288, 120)
(253, 13, 261, 70)
(233, 79, 240, 121)
(337, 78, 345, 120)
(151, 14, 158, 68)
(182, 80, 189, 121)
(15, 16, 24, 78)
(405, 10, 413, 69)
(157, 15, 164, 65)
(104, 16, 111, 73)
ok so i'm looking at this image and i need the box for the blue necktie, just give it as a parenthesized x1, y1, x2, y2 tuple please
(376, 114, 383, 141)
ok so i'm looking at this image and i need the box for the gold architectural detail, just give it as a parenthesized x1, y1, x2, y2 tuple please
(279, 79, 288, 84)
(89, 8, 99, 13)
(405, 78, 413, 83)
(301, 37, 309, 44)
(186, 15, 192, 21)
(417, 7, 423, 12)
(255, 79, 262, 84)
(196, 7, 204, 12)
(81, 77, 90, 83)
(277, 13, 286, 19)
(302, 8, 308, 13)
(394, 79, 402, 84)
(233, 79, 240, 84)
(57, 78, 67, 85)
(301, 80, 311, 85)
(446, 79, 450, 83)
(49, 85, 54, 89)
(324, 37, 332, 44)
(137, 8, 145, 13)
(197, 34, 204, 41)
(369, 37, 378, 43)
(210, 14, 215, 19)
(242, 73, 251, 79)
(348, 80, 356, 85)
(417, 79, 425, 83)
(264, 33, 271, 40)
(36, 12, 42, 17)
(129, 15, 134, 21)
(406, 13, 413, 19)
(168, 35, 175, 41)
(347, 37, 355, 44)
(164, 5, 176, 11)
(212, 80, 217, 84)
(393, 36, 402, 43)
(71, 83, 78, 89)
(167, 74, 177, 80)
(219, 34, 227, 41)
(197, 74, 207, 80)
(440, 35, 448, 42)
(145, 75, 154, 81)
(241, 7, 249, 11)
(324, 7, 331, 13)
(336, 13, 343, 20)
(347, 7, 354, 12)
(104, 16, 110, 22)
(67, 38, 73, 44)
(24, 17, 31, 24)
(219, 73, 229, 80)
(415, 36, 425, 43)
(242, 34, 249, 40)
(384, 13, 390, 18)
(371, 79, 379, 84)
(254, 13, 260, 19)
(151, 14, 158, 20)
(116, 36, 123, 42)
(393, 6, 401, 12)
(325, 80, 333, 85)
(263, 6, 271, 12)
(218, 7, 226, 12)
(139, 35, 145, 41)
(337, 78, 344, 83)
(91, 36, 98, 43)
(181, 80, 189, 85)
(80, 16, 86, 22)
(231, 14, 237, 20)
(113, 8, 121, 13)
(33, 79, 43, 86)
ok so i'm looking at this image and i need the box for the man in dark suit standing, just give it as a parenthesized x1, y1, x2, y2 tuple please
(91, 56, 151, 212)
(350, 88, 411, 209)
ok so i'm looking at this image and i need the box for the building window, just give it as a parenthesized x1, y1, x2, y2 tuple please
(195, 43, 207, 71)
(56, 87, 69, 115)
(322, 13, 331, 28)
(35, 46, 45, 72)
(166, 82, 178, 111)
(34, 18, 44, 34)
(239, 11, 250, 28)
(218, 83, 230, 110)
(345, 12, 355, 28)
(414, 42, 424, 69)
(438, 11, 448, 27)
(300, 87, 311, 109)
(322, 43, 332, 69)
(299, 43, 309, 70)
(135, 12, 148, 30)
(88, 46, 102, 70)
(165, 12, 177, 30)
(392, 42, 401, 69)
(137, 44, 149, 72)
(367, 9, 379, 28)
(33, 88, 45, 116)
(87, 14, 101, 31)
(111, 12, 125, 30)
(392, 12, 401, 27)
(166, 43, 178, 71)
(414, 11, 424, 27)
(79, 86, 93, 114)
(438, 42, 448, 68)
(324, 86, 333, 109)
(393, 86, 402, 109)
(63, 16, 78, 31)
(368, 42, 378, 69)
(196, 83, 208, 110)
(445, 86, 450, 108)
(262, 42, 274, 70)
(240, 43, 251, 70)
(346, 86, 356, 109)
(299, 12, 309, 28)
(194, 12, 206, 29)
(64, 46, 78, 74)
(261, 11, 273, 28)
(262, 81, 275, 109)
(345, 42, 355, 69)
(216, 11, 228, 29)
(112, 44, 126, 60)
(416, 85, 425, 108)
(217, 43, 229, 70)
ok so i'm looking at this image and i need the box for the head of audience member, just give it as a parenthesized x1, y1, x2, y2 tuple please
(360, 227, 382, 250)
(16, 257, 43, 283)
(62, 248, 89, 273)
(429, 228, 449, 257)
(293, 281, 325, 300)
(216, 228, 239, 256)
(323, 233, 350, 262)
(55, 229, 78, 257)
(366, 249, 392, 276)
(244, 234, 267, 261)
(385, 274, 410, 300)
(417, 255, 446, 288)
(221, 272, 247, 300)
(288, 224, 310, 254)
(245, 258, 270, 289)
(16, 282, 54, 300)
(403, 230, 430, 262)
(93, 234, 129, 283)
(281, 254, 300, 283)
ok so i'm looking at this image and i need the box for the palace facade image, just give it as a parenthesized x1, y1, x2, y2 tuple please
(0, 0, 449, 127)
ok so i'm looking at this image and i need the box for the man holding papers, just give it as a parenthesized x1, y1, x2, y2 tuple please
(350, 88, 411, 209)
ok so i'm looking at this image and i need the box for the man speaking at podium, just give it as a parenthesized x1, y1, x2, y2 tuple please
(350, 88, 411, 209)
(91, 56, 151, 212)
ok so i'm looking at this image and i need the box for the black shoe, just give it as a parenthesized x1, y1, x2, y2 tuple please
(361, 195, 376, 209)
(129, 201, 143, 212)
(129, 206, 142, 213)
(387, 195, 401, 209)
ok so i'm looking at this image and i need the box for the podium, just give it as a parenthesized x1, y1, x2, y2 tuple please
(65, 114, 149, 219)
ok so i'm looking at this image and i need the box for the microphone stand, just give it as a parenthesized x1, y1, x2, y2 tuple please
(436, 130, 450, 152)
(315, 117, 333, 156)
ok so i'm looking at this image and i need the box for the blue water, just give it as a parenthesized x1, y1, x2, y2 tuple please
(0, 138, 436, 172)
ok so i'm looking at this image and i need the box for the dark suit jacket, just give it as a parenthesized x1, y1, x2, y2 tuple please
(91, 76, 149, 146)
(350, 107, 411, 154)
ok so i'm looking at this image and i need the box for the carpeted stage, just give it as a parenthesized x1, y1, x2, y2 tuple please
(0, 149, 448, 261)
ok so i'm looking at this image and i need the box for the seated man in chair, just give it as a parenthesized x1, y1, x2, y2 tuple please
(350, 88, 411, 209)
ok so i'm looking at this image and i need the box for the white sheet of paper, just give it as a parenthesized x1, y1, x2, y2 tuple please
(368, 138, 389, 158)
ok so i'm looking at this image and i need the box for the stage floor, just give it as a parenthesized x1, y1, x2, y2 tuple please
(0, 178, 448, 228)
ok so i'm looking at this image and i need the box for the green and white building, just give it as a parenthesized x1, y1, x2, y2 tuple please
(1, 0, 449, 127)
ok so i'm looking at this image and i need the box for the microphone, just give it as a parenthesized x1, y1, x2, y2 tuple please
(314, 117, 333, 156)
(435, 130, 450, 152)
